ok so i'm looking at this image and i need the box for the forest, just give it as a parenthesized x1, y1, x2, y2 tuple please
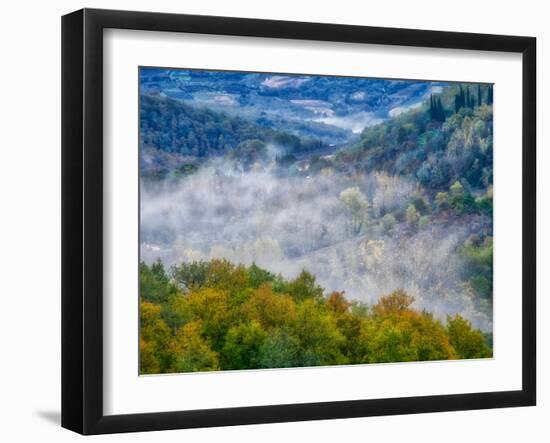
(139, 68, 494, 373)
(140, 259, 491, 373)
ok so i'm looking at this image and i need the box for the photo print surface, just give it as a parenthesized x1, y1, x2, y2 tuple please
(139, 67, 494, 374)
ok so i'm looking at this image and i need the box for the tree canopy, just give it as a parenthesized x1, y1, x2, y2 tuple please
(140, 259, 492, 374)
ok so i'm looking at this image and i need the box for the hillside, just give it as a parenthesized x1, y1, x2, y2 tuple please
(331, 84, 494, 193)
(140, 94, 324, 178)
(139, 73, 495, 356)
(140, 67, 445, 144)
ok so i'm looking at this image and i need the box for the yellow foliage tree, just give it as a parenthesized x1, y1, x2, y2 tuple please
(139, 261, 492, 373)
(170, 320, 220, 372)
(140, 301, 172, 373)
(241, 284, 296, 329)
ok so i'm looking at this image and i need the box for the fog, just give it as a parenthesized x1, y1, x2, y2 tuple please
(313, 111, 384, 133)
(140, 161, 492, 331)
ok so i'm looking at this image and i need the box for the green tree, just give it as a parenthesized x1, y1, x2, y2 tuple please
(429, 95, 445, 122)
(231, 139, 267, 169)
(410, 194, 431, 215)
(340, 187, 369, 235)
(446, 315, 492, 359)
(258, 328, 299, 368)
(435, 191, 450, 210)
(381, 213, 396, 233)
(284, 270, 324, 302)
(140, 260, 178, 304)
(449, 180, 465, 210)
(171, 261, 209, 291)
(221, 321, 267, 369)
(405, 204, 420, 225)
(477, 84, 482, 107)
(293, 299, 346, 366)
(460, 236, 493, 300)
(248, 263, 275, 288)
(139, 259, 493, 373)
(450, 180, 464, 198)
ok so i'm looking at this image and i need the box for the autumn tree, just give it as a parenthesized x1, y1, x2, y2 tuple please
(242, 284, 296, 329)
(368, 291, 456, 362)
(293, 299, 346, 366)
(327, 291, 351, 314)
(373, 289, 415, 317)
(140, 301, 172, 373)
(182, 287, 232, 350)
(171, 320, 220, 372)
(139, 261, 493, 373)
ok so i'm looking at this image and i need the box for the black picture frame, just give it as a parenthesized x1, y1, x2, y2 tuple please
(62, 8, 536, 435)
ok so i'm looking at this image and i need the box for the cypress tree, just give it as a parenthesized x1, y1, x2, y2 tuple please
(430, 95, 445, 122)
(437, 96, 446, 122)
(477, 84, 482, 107)
(455, 86, 466, 113)
(428, 94, 446, 122)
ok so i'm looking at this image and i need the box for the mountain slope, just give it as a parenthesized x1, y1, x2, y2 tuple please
(330, 85, 494, 193)
(140, 67, 447, 144)
(140, 94, 324, 178)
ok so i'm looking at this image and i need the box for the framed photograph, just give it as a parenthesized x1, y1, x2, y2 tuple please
(62, 8, 536, 434)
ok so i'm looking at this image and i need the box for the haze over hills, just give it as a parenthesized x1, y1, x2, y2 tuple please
(139, 67, 494, 332)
